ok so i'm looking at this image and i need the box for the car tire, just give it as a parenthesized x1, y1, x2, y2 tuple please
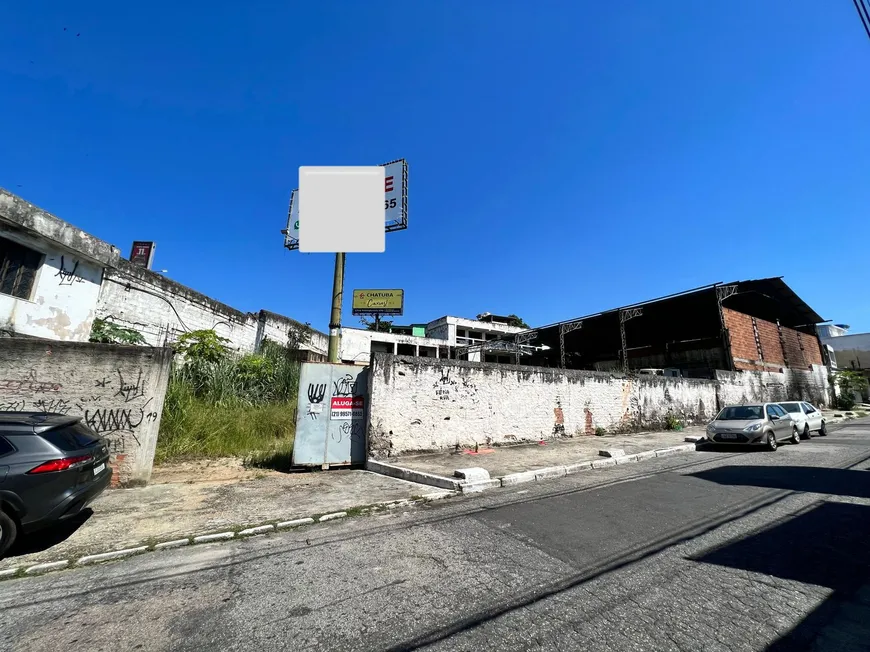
(802, 425, 811, 440)
(0, 510, 17, 559)
(820, 421, 827, 436)
(791, 426, 801, 444)
(766, 431, 778, 451)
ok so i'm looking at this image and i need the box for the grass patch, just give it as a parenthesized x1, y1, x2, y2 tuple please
(246, 446, 295, 473)
(156, 389, 296, 463)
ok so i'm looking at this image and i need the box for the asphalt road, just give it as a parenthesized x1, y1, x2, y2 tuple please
(3, 419, 870, 652)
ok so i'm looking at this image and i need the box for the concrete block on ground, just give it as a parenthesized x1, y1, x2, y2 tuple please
(684, 435, 705, 443)
(25, 561, 69, 575)
(599, 449, 625, 458)
(534, 466, 567, 481)
(654, 447, 679, 458)
(193, 532, 236, 544)
(671, 443, 697, 453)
(366, 459, 461, 491)
(154, 539, 191, 550)
(77, 546, 148, 566)
(239, 524, 275, 536)
(277, 517, 315, 529)
(454, 467, 490, 482)
(460, 479, 502, 493)
(319, 511, 347, 522)
(565, 461, 593, 474)
(615, 454, 639, 465)
(500, 470, 537, 487)
(591, 458, 617, 469)
(635, 450, 657, 462)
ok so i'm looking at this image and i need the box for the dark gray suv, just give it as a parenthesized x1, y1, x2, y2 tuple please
(0, 413, 112, 558)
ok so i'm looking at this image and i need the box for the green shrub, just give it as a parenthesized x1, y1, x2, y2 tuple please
(89, 318, 146, 345)
(156, 330, 301, 463)
(836, 394, 856, 411)
(594, 426, 606, 436)
(664, 414, 683, 431)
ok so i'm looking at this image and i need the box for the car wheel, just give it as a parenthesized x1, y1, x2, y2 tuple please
(820, 420, 827, 436)
(0, 510, 17, 559)
(802, 425, 811, 440)
(766, 431, 778, 451)
(791, 426, 801, 444)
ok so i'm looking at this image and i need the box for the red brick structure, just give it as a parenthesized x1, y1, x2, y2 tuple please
(522, 277, 827, 380)
(722, 308, 824, 372)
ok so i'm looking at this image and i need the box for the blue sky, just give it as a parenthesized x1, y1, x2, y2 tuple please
(2, 1, 868, 333)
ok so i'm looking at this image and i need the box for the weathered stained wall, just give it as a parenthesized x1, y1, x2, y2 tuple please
(367, 354, 718, 458)
(723, 308, 823, 372)
(716, 366, 830, 408)
(340, 328, 447, 366)
(0, 338, 172, 486)
(97, 260, 327, 355)
(0, 189, 120, 269)
(0, 229, 104, 341)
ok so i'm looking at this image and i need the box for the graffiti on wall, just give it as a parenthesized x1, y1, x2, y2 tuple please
(54, 256, 86, 287)
(305, 383, 326, 420)
(0, 367, 157, 455)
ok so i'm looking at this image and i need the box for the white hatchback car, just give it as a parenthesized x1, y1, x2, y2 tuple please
(778, 402, 828, 440)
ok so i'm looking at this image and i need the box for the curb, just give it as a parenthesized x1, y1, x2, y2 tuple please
(0, 490, 455, 582)
(376, 442, 702, 495)
(365, 459, 461, 491)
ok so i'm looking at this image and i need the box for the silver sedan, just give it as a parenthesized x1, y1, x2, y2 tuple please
(705, 403, 799, 450)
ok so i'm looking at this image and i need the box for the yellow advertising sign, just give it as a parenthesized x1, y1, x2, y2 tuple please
(352, 289, 404, 316)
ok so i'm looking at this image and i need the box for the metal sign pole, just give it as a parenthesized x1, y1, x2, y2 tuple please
(327, 252, 346, 363)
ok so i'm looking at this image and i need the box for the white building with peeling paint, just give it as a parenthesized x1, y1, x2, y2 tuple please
(0, 189, 121, 341)
(0, 188, 327, 355)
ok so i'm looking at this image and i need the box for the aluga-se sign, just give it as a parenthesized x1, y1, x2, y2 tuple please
(283, 159, 408, 251)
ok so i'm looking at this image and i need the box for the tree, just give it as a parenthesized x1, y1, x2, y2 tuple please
(506, 314, 530, 329)
(360, 317, 393, 332)
(476, 313, 530, 329)
(835, 370, 869, 410)
(173, 329, 230, 363)
(89, 318, 146, 345)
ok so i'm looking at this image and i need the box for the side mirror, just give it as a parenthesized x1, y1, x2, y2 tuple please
(769, 415, 779, 421)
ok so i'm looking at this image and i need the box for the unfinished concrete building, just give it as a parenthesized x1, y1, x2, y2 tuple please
(510, 278, 827, 379)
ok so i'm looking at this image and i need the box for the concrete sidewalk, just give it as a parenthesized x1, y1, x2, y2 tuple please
(384, 426, 706, 482)
(0, 461, 440, 572)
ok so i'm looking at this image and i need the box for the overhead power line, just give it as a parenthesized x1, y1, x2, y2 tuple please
(853, 0, 870, 42)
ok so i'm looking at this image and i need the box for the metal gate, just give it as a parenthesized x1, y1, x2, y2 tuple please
(292, 362, 368, 468)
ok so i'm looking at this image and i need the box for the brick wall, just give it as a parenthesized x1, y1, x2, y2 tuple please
(723, 308, 823, 371)
(0, 339, 172, 486)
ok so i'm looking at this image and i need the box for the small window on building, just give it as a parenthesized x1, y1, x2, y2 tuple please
(0, 236, 42, 300)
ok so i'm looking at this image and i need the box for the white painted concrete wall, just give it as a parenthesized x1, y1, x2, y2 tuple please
(97, 260, 327, 356)
(367, 354, 718, 457)
(0, 229, 103, 341)
(0, 338, 172, 486)
(715, 365, 829, 408)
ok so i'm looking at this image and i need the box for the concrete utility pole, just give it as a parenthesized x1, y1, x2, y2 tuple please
(327, 252, 346, 363)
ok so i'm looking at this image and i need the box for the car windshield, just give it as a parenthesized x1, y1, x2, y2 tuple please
(716, 406, 763, 420)
(780, 402, 802, 414)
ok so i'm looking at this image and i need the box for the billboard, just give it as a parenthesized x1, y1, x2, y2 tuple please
(129, 241, 156, 269)
(283, 158, 407, 251)
(351, 289, 404, 316)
